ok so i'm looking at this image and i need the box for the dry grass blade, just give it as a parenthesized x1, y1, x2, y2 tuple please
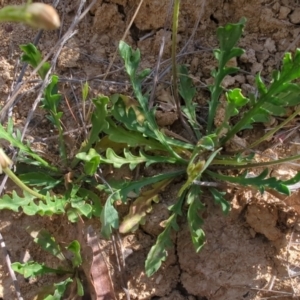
(111, 233, 130, 300)
(148, 0, 173, 109)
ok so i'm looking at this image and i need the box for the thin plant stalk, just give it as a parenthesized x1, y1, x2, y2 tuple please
(171, 0, 195, 141)
(211, 152, 300, 169)
(4, 168, 47, 200)
(171, 0, 181, 116)
(221, 94, 269, 144)
(248, 105, 300, 149)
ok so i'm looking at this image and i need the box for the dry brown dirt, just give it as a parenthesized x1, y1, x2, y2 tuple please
(1, 0, 300, 299)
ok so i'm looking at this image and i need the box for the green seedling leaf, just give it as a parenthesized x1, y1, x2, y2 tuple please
(20, 43, 50, 79)
(11, 261, 68, 278)
(119, 41, 142, 79)
(0, 191, 33, 212)
(76, 148, 101, 175)
(63, 185, 93, 221)
(27, 228, 65, 261)
(207, 169, 290, 195)
(42, 75, 62, 154)
(111, 93, 145, 125)
(145, 214, 176, 277)
(226, 88, 249, 114)
(42, 75, 61, 113)
(100, 148, 178, 170)
(118, 41, 187, 162)
(82, 81, 89, 102)
(207, 18, 246, 133)
(186, 186, 205, 252)
(283, 172, 300, 186)
(70, 196, 93, 219)
(110, 94, 162, 143)
(97, 170, 185, 203)
(216, 17, 246, 52)
(89, 96, 109, 144)
(67, 240, 82, 268)
(178, 65, 201, 139)
(0, 121, 57, 171)
(119, 178, 174, 233)
(179, 136, 220, 196)
(77, 188, 102, 217)
(110, 96, 193, 152)
(76, 277, 84, 297)
(40, 74, 66, 162)
(178, 65, 196, 106)
(44, 278, 73, 300)
(72, 96, 109, 169)
(19, 172, 61, 189)
(95, 135, 128, 153)
(100, 192, 119, 238)
(145, 190, 186, 277)
(223, 48, 300, 144)
(23, 193, 66, 216)
(179, 160, 205, 197)
(67, 208, 80, 223)
(209, 188, 230, 214)
(256, 73, 268, 95)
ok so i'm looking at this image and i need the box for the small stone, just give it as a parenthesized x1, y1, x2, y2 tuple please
(251, 62, 263, 74)
(58, 39, 80, 68)
(222, 75, 235, 88)
(190, 57, 199, 73)
(226, 57, 238, 68)
(278, 6, 291, 20)
(256, 49, 270, 63)
(242, 82, 256, 93)
(234, 74, 246, 84)
(240, 49, 256, 64)
(289, 8, 300, 24)
(272, 2, 280, 13)
(264, 38, 276, 53)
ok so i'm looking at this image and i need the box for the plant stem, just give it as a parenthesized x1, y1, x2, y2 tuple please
(221, 93, 269, 144)
(248, 105, 300, 148)
(171, 0, 181, 117)
(171, 0, 195, 141)
(4, 167, 47, 200)
(211, 153, 300, 169)
(207, 76, 223, 134)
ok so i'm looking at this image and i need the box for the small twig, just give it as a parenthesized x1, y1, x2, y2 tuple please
(111, 233, 130, 300)
(232, 284, 294, 296)
(148, 0, 173, 109)
(171, 0, 196, 142)
(103, 0, 145, 81)
(286, 228, 298, 295)
(68, 76, 88, 137)
(0, 231, 24, 300)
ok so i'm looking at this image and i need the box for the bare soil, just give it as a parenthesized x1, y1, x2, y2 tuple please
(1, 0, 300, 299)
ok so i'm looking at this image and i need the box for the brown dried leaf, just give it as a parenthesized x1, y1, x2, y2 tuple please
(85, 226, 116, 300)
(119, 178, 173, 234)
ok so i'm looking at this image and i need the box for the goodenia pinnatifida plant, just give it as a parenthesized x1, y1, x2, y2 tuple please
(1, 11, 300, 288)
(86, 18, 300, 277)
